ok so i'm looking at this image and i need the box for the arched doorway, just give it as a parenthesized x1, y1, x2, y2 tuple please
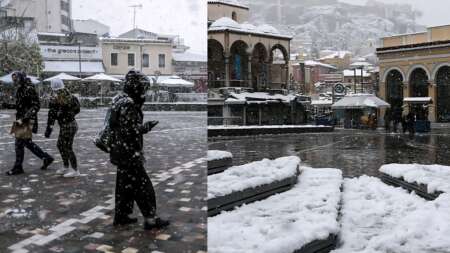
(269, 44, 289, 89)
(409, 68, 429, 97)
(208, 39, 225, 89)
(436, 66, 450, 122)
(251, 43, 268, 91)
(230, 40, 249, 87)
(386, 69, 404, 113)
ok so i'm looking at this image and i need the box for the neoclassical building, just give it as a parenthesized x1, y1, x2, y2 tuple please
(377, 25, 450, 122)
(207, 0, 292, 91)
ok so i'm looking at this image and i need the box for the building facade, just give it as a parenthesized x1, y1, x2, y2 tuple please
(39, 32, 104, 78)
(101, 38, 173, 76)
(207, 1, 292, 91)
(3, 0, 72, 33)
(377, 25, 450, 123)
(73, 19, 110, 37)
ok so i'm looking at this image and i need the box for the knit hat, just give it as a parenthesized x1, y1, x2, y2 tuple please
(50, 78, 65, 91)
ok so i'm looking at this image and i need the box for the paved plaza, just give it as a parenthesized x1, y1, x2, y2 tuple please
(0, 109, 207, 253)
(209, 128, 450, 178)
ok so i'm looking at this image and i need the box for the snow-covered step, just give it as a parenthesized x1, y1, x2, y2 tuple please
(208, 168, 343, 253)
(207, 156, 301, 216)
(333, 176, 450, 253)
(207, 150, 233, 175)
(208, 125, 334, 137)
(379, 164, 450, 200)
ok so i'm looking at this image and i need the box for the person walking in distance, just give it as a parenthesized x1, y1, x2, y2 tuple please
(109, 70, 169, 229)
(3, 72, 54, 175)
(44, 79, 80, 177)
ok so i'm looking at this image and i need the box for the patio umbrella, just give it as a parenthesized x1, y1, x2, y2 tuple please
(0, 73, 40, 85)
(332, 94, 390, 109)
(158, 76, 194, 88)
(83, 73, 121, 82)
(44, 73, 81, 82)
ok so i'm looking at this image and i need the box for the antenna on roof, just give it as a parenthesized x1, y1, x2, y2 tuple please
(129, 4, 143, 29)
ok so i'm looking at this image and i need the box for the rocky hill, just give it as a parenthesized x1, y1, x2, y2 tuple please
(242, 0, 424, 58)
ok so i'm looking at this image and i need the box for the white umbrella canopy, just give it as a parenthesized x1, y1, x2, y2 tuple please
(83, 73, 121, 82)
(0, 73, 40, 85)
(44, 73, 81, 82)
(332, 94, 390, 109)
(158, 76, 194, 88)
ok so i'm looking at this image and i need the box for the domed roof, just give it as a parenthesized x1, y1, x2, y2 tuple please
(210, 17, 241, 30)
(257, 24, 279, 34)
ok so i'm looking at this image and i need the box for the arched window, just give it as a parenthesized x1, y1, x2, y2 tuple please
(232, 11, 237, 21)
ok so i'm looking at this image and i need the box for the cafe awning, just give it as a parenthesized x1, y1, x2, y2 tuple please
(332, 94, 390, 109)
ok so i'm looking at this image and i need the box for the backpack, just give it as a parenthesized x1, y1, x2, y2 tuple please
(71, 95, 81, 116)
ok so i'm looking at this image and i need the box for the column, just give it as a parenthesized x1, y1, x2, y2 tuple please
(248, 55, 252, 88)
(428, 80, 437, 122)
(224, 53, 230, 87)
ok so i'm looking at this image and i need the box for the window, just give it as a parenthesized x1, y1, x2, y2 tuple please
(142, 54, 149, 68)
(232, 11, 237, 21)
(158, 54, 165, 68)
(111, 53, 118, 66)
(128, 53, 135, 66)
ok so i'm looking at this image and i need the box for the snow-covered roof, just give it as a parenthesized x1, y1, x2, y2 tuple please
(173, 51, 207, 62)
(311, 100, 333, 106)
(43, 61, 104, 74)
(303, 60, 337, 69)
(100, 37, 171, 44)
(319, 50, 352, 60)
(343, 69, 371, 77)
(228, 92, 297, 103)
(350, 61, 373, 68)
(332, 94, 390, 109)
(403, 97, 432, 103)
(207, 0, 249, 9)
(209, 17, 292, 39)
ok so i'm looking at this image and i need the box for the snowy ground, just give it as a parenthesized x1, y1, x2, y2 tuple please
(0, 109, 207, 253)
(207, 156, 299, 199)
(208, 168, 342, 253)
(207, 150, 232, 161)
(380, 164, 450, 194)
(333, 176, 450, 253)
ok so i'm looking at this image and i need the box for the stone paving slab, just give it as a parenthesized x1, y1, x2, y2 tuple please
(0, 110, 207, 253)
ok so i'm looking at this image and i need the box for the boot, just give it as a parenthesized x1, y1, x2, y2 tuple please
(143, 217, 170, 230)
(40, 156, 54, 170)
(113, 215, 138, 226)
(6, 166, 24, 176)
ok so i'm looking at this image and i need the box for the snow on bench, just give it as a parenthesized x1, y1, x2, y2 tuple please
(207, 156, 301, 216)
(379, 164, 450, 199)
(207, 150, 233, 175)
(333, 176, 450, 253)
(208, 168, 343, 253)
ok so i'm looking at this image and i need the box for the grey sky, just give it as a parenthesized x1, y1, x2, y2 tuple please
(72, 0, 206, 54)
(340, 0, 450, 27)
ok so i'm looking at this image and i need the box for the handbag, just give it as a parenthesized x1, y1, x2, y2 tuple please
(10, 120, 33, 139)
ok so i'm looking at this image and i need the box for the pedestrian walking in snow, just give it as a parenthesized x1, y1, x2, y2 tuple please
(44, 79, 80, 177)
(384, 109, 391, 133)
(3, 72, 54, 175)
(406, 111, 416, 137)
(108, 70, 169, 229)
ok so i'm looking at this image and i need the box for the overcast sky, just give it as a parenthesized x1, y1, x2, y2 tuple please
(72, 0, 206, 54)
(340, 0, 450, 27)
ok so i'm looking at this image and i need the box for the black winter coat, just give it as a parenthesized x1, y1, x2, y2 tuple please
(109, 94, 147, 166)
(11, 83, 40, 133)
(47, 90, 79, 126)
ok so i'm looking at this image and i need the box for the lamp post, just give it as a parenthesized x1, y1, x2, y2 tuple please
(78, 40, 82, 78)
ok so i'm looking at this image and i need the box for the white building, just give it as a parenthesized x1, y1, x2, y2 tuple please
(2, 0, 72, 33)
(73, 19, 110, 37)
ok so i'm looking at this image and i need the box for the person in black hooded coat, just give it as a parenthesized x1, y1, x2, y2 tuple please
(4, 72, 54, 175)
(109, 69, 169, 230)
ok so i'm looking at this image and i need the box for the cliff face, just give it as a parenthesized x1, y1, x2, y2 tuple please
(243, 0, 424, 57)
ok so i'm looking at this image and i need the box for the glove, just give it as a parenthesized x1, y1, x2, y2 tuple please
(143, 120, 159, 133)
(44, 126, 53, 138)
